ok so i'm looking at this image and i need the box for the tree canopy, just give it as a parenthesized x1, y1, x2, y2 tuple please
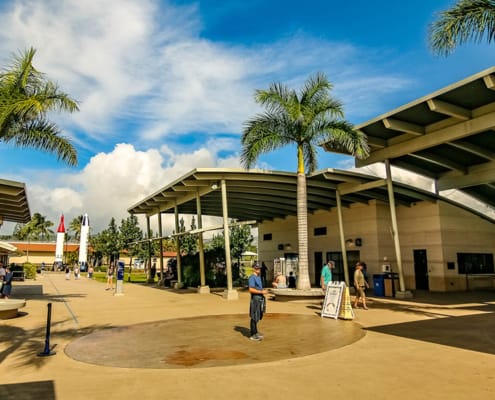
(429, 0, 495, 55)
(0, 47, 79, 165)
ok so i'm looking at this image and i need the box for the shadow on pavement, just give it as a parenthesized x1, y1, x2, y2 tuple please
(0, 380, 56, 400)
(367, 290, 495, 355)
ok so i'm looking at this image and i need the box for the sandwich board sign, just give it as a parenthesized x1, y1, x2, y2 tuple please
(321, 282, 344, 319)
(321, 282, 354, 320)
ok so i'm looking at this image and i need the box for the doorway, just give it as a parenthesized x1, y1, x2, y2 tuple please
(326, 251, 360, 284)
(414, 249, 429, 290)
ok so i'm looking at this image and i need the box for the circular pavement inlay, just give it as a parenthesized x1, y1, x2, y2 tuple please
(65, 313, 364, 369)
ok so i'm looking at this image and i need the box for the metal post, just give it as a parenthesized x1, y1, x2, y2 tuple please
(38, 302, 56, 357)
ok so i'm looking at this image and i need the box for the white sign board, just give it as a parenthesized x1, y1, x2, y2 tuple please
(321, 282, 345, 319)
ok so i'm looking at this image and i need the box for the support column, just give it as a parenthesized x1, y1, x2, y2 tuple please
(221, 179, 238, 300)
(196, 190, 210, 294)
(336, 190, 350, 287)
(146, 215, 153, 283)
(385, 160, 412, 298)
(174, 204, 183, 288)
(158, 212, 164, 285)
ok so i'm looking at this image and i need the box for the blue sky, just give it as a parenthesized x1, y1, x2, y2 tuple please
(0, 0, 494, 233)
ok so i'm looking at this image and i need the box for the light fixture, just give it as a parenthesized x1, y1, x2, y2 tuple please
(285, 243, 292, 251)
(345, 238, 354, 248)
(210, 182, 218, 190)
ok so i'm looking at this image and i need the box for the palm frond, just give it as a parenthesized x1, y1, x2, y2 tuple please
(0, 47, 79, 165)
(302, 141, 318, 173)
(429, 0, 495, 55)
(3, 119, 78, 166)
(241, 113, 293, 168)
(322, 121, 369, 159)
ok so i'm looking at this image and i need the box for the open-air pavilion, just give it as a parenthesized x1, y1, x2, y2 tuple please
(327, 66, 495, 295)
(0, 178, 31, 258)
(129, 67, 495, 298)
(127, 165, 495, 298)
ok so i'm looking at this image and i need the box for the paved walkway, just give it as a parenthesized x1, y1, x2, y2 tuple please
(1, 273, 494, 399)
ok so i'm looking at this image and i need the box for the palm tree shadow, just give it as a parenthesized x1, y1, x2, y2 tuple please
(0, 321, 112, 369)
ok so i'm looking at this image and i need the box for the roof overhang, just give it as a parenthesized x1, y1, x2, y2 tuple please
(0, 178, 31, 224)
(127, 168, 494, 224)
(0, 241, 17, 255)
(335, 66, 495, 209)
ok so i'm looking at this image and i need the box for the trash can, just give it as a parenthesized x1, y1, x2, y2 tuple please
(373, 274, 385, 297)
(384, 273, 400, 297)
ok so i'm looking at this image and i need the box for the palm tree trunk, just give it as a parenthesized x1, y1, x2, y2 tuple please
(296, 172, 310, 289)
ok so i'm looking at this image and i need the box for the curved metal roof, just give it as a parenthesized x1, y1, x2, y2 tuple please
(127, 168, 494, 224)
(0, 178, 31, 224)
(343, 66, 495, 210)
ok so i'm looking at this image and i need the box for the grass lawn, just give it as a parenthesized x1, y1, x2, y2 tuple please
(89, 272, 149, 284)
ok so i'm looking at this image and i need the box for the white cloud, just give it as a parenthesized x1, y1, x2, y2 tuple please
(0, 0, 419, 234)
(15, 142, 241, 233)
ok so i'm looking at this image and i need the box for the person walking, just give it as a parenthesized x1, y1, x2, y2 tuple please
(248, 263, 268, 341)
(320, 260, 334, 290)
(353, 262, 369, 309)
(260, 262, 268, 286)
(0, 266, 13, 299)
(0, 261, 6, 282)
(106, 263, 115, 290)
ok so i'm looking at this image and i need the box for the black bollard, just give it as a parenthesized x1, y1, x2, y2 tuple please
(38, 302, 56, 357)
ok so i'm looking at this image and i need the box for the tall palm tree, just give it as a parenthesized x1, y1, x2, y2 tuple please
(69, 215, 83, 241)
(241, 72, 368, 290)
(26, 212, 54, 240)
(0, 47, 79, 165)
(429, 0, 495, 55)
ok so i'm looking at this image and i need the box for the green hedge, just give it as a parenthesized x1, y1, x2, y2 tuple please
(22, 262, 37, 279)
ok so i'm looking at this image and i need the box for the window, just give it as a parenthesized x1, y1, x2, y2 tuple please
(457, 253, 494, 274)
(314, 227, 327, 236)
(263, 233, 272, 241)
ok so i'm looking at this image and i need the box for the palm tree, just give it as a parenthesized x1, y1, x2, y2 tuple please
(429, 0, 495, 55)
(25, 212, 54, 240)
(69, 215, 83, 241)
(241, 72, 368, 290)
(0, 47, 79, 165)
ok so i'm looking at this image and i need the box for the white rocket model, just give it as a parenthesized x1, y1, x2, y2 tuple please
(78, 213, 90, 268)
(54, 215, 65, 263)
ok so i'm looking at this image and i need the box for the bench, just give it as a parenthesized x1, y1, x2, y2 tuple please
(12, 271, 25, 281)
(0, 299, 26, 319)
(270, 288, 324, 301)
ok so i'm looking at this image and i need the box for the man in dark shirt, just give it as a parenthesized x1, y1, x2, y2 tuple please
(248, 263, 268, 341)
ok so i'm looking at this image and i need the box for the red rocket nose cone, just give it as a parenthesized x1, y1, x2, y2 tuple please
(57, 215, 66, 233)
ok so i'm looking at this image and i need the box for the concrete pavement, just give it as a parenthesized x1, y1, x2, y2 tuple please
(1, 273, 494, 399)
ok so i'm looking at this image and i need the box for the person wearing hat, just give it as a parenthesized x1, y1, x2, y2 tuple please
(353, 261, 369, 310)
(248, 263, 268, 341)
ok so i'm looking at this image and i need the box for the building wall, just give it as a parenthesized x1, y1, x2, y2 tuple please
(258, 198, 495, 292)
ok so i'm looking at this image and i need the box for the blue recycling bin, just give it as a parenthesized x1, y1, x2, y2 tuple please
(373, 274, 385, 297)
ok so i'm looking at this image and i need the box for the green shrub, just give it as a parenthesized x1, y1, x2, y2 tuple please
(23, 262, 37, 279)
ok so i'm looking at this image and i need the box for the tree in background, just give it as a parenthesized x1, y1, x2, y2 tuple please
(0, 47, 79, 165)
(207, 222, 254, 285)
(14, 212, 54, 241)
(177, 216, 198, 255)
(241, 72, 368, 289)
(90, 218, 120, 266)
(118, 215, 143, 266)
(230, 224, 254, 269)
(429, 0, 495, 55)
(69, 215, 83, 241)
